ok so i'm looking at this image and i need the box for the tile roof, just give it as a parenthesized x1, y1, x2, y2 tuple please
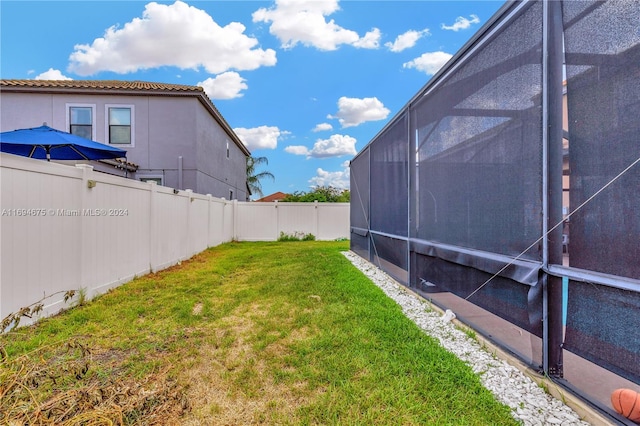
(1, 79, 251, 156)
(256, 192, 289, 202)
(99, 157, 139, 171)
(0, 79, 203, 93)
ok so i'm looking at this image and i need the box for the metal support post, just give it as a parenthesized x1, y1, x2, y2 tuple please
(545, 0, 565, 378)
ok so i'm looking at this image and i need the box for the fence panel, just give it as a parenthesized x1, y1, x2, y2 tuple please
(235, 202, 350, 241)
(208, 198, 231, 247)
(235, 202, 279, 241)
(317, 203, 350, 240)
(187, 192, 211, 257)
(277, 203, 318, 238)
(151, 187, 190, 271)
(222, 200, 234, 242)
(81, 172, 152, 295)
(1, 157, 83, 318)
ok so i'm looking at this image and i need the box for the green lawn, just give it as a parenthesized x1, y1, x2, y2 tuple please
(0, 241, 518, 425)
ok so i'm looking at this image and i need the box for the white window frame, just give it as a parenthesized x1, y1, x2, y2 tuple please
(105, 104, 135, 147)
(139, 175, 164, 186)
(66, 103, 96, 141)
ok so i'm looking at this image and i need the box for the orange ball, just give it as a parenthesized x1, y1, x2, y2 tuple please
(611, 388, 640, 422)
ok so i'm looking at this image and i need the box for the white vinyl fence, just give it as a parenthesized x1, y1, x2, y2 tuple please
(0, 153, 349, 324)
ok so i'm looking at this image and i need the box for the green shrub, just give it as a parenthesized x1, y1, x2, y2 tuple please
(278, 231, 316, 241)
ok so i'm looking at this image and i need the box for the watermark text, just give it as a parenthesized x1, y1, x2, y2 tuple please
(1, 208, 129, 217)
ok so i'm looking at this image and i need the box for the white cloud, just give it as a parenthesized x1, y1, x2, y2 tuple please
(252, 0, 379, 51)
(68, 1, 277, 76)
(284, 145, 310, 155)
(328, 96, 390, 128)
(311, 134, 357, 157)
(234, 125, 285, 150)
(385, 29, 429, 52)
(309, 164, 350, 189)
(312, 123, 333, 132)
(35, 68, 72, 80)
(403, 51, 452, 75)
(441, 14, 480, 32)
(198, 72, 247, 100)
(353, 28, 381, 49)
(285, 134, 356, 158)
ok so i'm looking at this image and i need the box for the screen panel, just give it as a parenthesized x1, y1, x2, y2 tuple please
(564, 280, 640, 385)
(350, 148, 370, 232)
(370, 113, 409, 237)
(350, 148, 370, 259)
(371, 233, 408, 284)
(563, 0, 640, 279)
(413, 254, 541, 336)
(412, 1, 543, 260)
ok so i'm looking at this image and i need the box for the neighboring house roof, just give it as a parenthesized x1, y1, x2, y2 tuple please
(256, 191, 288, 202)
(0, 79, 251, 157)
(98, 158, 139, 172)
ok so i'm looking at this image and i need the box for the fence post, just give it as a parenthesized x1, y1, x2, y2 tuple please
(148, 181, 158, 272)
(185, 189, 193, 257)
(274, 200, 280, 240)
(232, 199, 238, 241)
(206, 194, 212, 247)
(222, 198, 228, 243)
(76, 164, 93, 294)
(314, 200, 319, 238)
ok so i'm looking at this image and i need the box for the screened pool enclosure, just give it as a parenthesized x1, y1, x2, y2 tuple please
(350, 0, 639, 422)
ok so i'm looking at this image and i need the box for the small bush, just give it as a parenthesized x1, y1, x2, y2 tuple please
(278, 231, 316, 242)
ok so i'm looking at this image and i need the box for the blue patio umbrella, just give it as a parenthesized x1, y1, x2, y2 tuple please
(0, 125, 127, 161)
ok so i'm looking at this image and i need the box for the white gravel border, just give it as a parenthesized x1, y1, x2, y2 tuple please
(342, 251, 591, 426)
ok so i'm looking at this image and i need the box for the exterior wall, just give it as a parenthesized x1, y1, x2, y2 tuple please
(0, 92, 56, 129)
(144, 96, 197, 190)
(0, 154, 349, 326)
(0, 90, 247, 200)
(194, 104, 248, 200)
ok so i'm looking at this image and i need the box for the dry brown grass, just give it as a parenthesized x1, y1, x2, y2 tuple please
(1, 283, 306, 425)
(0, 341, 189, 425)
(179, 302, 321, 426)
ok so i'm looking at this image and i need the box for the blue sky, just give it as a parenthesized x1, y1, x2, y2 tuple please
(1, 0, 503, 198)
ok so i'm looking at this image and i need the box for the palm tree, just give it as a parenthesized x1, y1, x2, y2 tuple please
(246, 156, 274, 199)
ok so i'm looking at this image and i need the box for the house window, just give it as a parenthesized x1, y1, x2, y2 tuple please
(108, 106, 132, 145)
(226, 141, 230, 159)
(140, 176, 163, 185)
(229, 189, 234, 200)
(68, 104, 95, 140)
